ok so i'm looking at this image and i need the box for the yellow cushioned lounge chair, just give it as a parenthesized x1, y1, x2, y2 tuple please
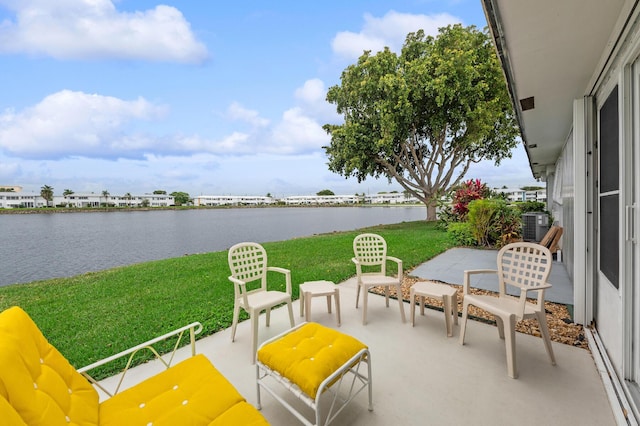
(0, 306, 269, 426)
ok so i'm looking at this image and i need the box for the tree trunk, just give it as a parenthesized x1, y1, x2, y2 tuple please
(425, 203, 437, 221)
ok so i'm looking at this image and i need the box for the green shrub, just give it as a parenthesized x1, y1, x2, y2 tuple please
(515, 200, 546, 214)
(491, 204, 522, 247)
(447, 222, 476, 246)
(468, 199, 522, 247)
(436, 202, 456, 230)
(467, 199, 498, 246)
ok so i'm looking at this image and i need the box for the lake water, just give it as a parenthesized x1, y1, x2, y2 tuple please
(0, 206, 425, 286)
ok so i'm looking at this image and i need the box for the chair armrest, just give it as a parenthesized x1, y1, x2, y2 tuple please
(352, 257, 363, 277)
(229, 275, 250, 306)
(462, 269, 498, 294)
(520, 282, 553, 309)
(386, 256, 403, 279)
(78, 322, 203, 397)
(266, 266, 292, 294)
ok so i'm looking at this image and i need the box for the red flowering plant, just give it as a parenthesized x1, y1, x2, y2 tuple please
(452, 179, 491, 220)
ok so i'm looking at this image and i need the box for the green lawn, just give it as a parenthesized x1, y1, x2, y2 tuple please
(0, 220, 452, 378)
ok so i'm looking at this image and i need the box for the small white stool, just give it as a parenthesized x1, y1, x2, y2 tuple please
(410, 281, 458, 336)
(299, 280, 341, 326)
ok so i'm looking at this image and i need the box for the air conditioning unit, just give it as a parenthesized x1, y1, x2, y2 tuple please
(522, 212, 549, 242)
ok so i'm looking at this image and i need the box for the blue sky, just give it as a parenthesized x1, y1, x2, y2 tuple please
(0, 0, 538, 197)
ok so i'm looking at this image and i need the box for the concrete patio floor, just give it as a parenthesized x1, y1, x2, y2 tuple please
(104, 275, 615, 425)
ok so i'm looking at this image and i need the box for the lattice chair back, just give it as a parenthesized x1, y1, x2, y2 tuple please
(353, 233, 388, 273)
(228, 242, 269, 291)
(497, 242, 552, 318)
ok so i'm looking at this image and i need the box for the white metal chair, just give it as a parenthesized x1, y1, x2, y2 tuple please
(459, 242, 556, 378)
(228, 242, 295, 362)
(352, 233, 406, 325)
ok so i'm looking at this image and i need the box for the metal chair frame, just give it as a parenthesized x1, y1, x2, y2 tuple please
(256, 323, 373, 426)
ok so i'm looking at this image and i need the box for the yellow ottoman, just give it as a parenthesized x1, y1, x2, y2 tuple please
(256, 322, 372, 426)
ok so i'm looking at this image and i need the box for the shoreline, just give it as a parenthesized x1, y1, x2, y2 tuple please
(0, 203, 425, 215)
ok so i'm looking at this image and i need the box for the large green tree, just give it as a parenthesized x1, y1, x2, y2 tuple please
(323, 25, 519, 220)
(40, 185, 54, 207)
(170, 191, 190, 206)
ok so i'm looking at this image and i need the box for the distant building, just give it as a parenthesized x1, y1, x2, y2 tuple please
(59, 193, 174, 208)
(0, 192, 42, 208)
(282, 195, 360, 205)
(495, 188, 546, 203)
(365, 193, 419, 204)
(192, 195, 274, 206)
(0, 192, 174, 209)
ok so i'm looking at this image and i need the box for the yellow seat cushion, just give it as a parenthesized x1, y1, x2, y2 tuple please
(0, 306, 269, 426)
(100, 353, 267, 426)
(257, 323, 367, 398)
(0, 306, 99, 426)
(208, 401, 270, 425)
(0, 394, 27, 425)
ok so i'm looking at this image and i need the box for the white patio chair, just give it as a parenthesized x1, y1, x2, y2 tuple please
(228, 242, 295, 362)
(352, 233, 406, 325)
(459, 242, 556, 378)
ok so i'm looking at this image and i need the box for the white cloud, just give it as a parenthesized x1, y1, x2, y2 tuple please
(0, 0, 208, 63)
(294, 79, 326, 104)
(0, 86, 332, 161)
(226, 102, 270, 127)
(270, 107, 329, 154)
(173, 132, 253, 155)
(294, 78, 340, 123)
(0, 90, 167, 158)
(332, 10, 460, 59)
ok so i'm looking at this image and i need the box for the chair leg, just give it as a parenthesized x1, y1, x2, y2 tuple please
(326, 295, 332, 313)
(287, 301, 295, 327)
(410, 289, 416, 327)
(334, 289, 341, 327)
(459, 300, 469, 345)
(536, 310, 557, 365)
(443, 295, 452, 337)
(251, 312, 259, 364)
(452, 293, 458, 326)
(362, 288, 369, 325)
(299, 291, 305, 317)
(504, 314, 517, 379)
(495, 316, 505, 339)
(305, 295, 312, 322)
(266, 308, 271, 327)
(231, 302, 240, 342)
(396, 284, 406, 323)
(356, 284, 361, 308)
(384, 286, 390, 307)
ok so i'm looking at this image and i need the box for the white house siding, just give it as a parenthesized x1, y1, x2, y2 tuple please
(483, 0, 640, 420)
(582, 9, 640, 381)
(520, 1, 640, 386)
(563, 5, 640, 396)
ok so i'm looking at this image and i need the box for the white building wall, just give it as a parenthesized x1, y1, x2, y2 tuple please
(193, 195, 274, 206)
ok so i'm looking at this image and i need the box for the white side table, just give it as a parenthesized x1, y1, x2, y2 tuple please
(410, 281, 458, 336)
(299, 280, 341, 326)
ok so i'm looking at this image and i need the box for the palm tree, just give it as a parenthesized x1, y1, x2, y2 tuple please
(102, 190, 110, 208)
(62, 189, 74, 208)
(40, 185, 54, 208)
